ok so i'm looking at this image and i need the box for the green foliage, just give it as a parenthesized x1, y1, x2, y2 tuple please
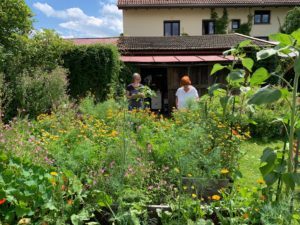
(63, 44, 121, 101)
(2, 30, 71, 120)
(16, 67, 68, 118)
(0, 73, 12, 120)
(248, 86, 282, 105)
(282, 7, 300, 34)
(211, 9, 229, 34)
(0, 151, 101, 224)
(209, 29, 300, 217)
(0, 0, 32, 49)
(235, 14, 253, 35)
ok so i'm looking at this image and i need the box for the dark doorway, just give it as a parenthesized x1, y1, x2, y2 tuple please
(203, 20, 215, 35)
(140, 67, 168, 114)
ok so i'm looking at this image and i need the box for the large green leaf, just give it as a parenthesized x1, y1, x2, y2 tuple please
(260, 147, 277, 176)
(248, 86, 282, 105)
(210, 64, 226, 75)
(269, 33, 293, 46)
(257, 48, 277, 61)
(97, 192, 113, 207)
(71, 209, 91, 225)
(294, 55, 300, 75)
(208, 83, 222, 96)
(264, 172, 279, 186)
(282, 173, 296, 190)
(250, 67, 270, 86)
(291, 29, 300, 46)
(227, 70, 244, 83)
(242, 58, 254, 72)
(261, 147, 277, 164)
(238, 40, 252, 48)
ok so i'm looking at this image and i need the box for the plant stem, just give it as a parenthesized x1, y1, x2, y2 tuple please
(288, 73, 299, 173)
(288, 72, 299, 215)
(276, 137, 288, 202)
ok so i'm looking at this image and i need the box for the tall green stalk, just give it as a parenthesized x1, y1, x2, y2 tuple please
(288, 72, 299, 173)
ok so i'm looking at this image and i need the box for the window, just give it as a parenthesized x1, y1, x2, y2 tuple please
(164, 21, 180, 36)
(231, 19, 240, 30)
(203, 20, 215, 35)
(254, 11, 270, 24)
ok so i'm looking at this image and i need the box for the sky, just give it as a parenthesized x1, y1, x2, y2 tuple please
(25, 0, 123, 38)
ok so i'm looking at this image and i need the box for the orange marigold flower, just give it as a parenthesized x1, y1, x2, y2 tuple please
(67, 199, 73, 205)
(212, 195, 221, 201)
(0, 198, 6, 205)
(260, 195, 267, 201)
(242, 213, 249, 219)
(231, 129, 239, 136)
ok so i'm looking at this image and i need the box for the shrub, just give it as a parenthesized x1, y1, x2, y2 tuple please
(282, 7, 300, 34)
(63, 44, 121, 101)
(16, 67, 68, 118)
(0, 73, 11, 121)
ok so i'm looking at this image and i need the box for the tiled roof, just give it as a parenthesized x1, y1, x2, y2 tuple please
(67, 38, 118, 45)
(118, 34, 273, 53)
(118, 0, 300, 8)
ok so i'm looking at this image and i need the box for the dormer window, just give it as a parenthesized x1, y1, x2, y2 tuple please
(164, 21, 180, 36)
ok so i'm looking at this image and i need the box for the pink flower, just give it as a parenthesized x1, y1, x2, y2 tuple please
(148, 185, 154, 190)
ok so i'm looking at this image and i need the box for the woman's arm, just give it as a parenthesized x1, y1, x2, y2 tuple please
(126, 90, 132, 99)
(176, 96, 179, 109)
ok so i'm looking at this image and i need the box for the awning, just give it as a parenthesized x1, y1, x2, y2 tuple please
(121, 55, 234, 63)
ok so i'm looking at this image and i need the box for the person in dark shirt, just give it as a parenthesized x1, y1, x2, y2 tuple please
(126, 73, 144, 110)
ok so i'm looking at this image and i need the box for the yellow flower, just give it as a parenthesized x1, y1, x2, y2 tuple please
(191, 185, 195, 190)
(183, 186, 187, 190)
(50, 172, 58, 176)
(192, 193, 197, 198)
(111, 130, 118, 137)
(220, 168, 229, 174)
(187, 173, 192, 177)
(18, 218, 31, 225)
(174, 168, 180, 173)
(212, 195, 221, 201)
(257, 179, 265, 185)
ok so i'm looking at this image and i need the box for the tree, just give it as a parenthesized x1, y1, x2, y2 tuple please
(0, 0, 32, 48)
(282, 7, 300, 34)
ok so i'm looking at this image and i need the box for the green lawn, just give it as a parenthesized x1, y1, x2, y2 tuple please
(238, 139, 284, 187)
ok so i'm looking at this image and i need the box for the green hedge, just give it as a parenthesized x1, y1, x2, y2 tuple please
(63, 44, 121, 101)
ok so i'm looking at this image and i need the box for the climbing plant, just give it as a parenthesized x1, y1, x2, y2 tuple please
(211, 8, 229, 34)
(235, 13, 253, 35)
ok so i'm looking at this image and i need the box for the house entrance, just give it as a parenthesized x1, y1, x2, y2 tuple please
(140, 67, 168, 114)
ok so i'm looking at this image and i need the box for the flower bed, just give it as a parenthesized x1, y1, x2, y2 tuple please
(0, 97, 246, 224)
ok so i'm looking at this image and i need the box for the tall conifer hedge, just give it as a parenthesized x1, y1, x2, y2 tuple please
(63, 44, 121, 101)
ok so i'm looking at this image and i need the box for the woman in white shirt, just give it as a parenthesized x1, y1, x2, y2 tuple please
(175, 75, 199, 109)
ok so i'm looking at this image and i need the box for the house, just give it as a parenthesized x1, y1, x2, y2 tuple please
(118, 34, 273, 112)
(70, 0, 300, 112)
(118, 0, 300, 40)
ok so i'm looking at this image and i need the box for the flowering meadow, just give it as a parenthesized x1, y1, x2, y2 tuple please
(1, 93, 299, 224)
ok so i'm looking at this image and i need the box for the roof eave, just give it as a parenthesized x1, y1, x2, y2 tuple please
(118, 3, 300, 9)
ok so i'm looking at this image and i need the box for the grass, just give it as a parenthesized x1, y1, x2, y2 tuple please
(238, 139, 284, 187)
